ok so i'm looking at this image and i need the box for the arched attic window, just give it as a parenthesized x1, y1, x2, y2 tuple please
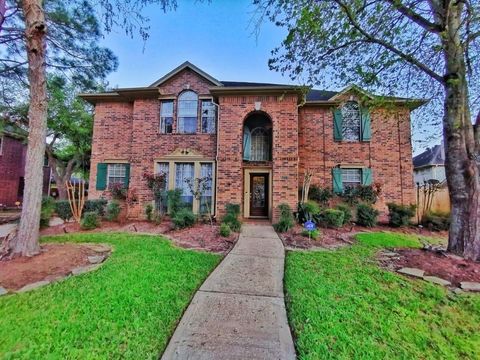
(177, 90, 198, 133)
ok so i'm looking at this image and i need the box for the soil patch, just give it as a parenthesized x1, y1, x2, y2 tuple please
(279, 223, 447, 250)
(40, 221, 237, 254)
(379, 249, 480, 287)
(0, 243, 111, 291)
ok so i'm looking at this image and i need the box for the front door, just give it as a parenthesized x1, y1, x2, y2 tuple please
(249, 173, 269, 217)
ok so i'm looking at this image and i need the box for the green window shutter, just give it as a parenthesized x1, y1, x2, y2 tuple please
(362, 168, 373, 186)
(96, 163, 107, 190)
(333, 108, 343, 141)
(360, 108, 371, 141)
(124, 163, 131, 188)
(332, 168, 343, 194)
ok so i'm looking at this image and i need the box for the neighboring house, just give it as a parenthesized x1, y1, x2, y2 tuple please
(81, 61, 423, 221)
(413, 143, 446, 184)
(0, 123, 50, 207)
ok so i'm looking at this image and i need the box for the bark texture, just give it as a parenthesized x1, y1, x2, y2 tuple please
(441, 3, 480, 260)
(46, 147, 77, 200)
(13, 0, 48, 257)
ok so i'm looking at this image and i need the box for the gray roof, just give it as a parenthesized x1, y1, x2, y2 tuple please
(413, 144, 445, 168)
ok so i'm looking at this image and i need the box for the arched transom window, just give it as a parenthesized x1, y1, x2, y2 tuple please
(177, 91, 198, 134)
(250, 127, 270, 161)
(341, 101, 361, 141)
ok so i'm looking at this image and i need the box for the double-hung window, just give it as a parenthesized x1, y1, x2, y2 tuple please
(160, 100, 173, 133)
(107, 163, 127, 186)
(199, 163, 213, 213)
(341, 168, 362, 188)
(155, 162, 170, 213)
(177, 91, 198, 134)
(201, 100, 216, 134)
(175, 162, 195, 208)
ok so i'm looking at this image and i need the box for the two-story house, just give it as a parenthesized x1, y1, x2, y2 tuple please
(81, 62, 422, 222)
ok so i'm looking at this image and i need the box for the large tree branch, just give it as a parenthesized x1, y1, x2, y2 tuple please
(386, 0, 443, 33)
(335, 0, 445, 83)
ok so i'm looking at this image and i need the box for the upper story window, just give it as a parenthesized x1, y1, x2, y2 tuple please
(341, 101, 361, 141)
(160, 100, 173, 134)
(201, 100, 216, 134)
(177, 91, 198, 134)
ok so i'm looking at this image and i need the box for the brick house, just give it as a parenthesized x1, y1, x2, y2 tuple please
(81, 62, 423, 222)
(0, 123, 50, 207)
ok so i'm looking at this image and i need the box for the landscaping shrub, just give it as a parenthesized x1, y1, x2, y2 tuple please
(335, 204, 352, 225)
(219, 222, 231, 237)
(387, 203, 416, 227)
(221, 203, 242, 232)
(356, 203, 379, 227)
(273, 203, 294, 233)
(105, 200, 121, 222)
(167, 189, 183, 216)
(301, 229, 320, 240)
(108, 182, 127, 200)
(322, 208, 344, 228)
(55, 200, 72, 221)
(83, 199, 107, 217)
(40, 197, 55, 228)
(422, 211, 450, 231)
(80, 211, 100, 230)
(172, 208, 196, 229)
(145, 203, 153, 221)
(308, 185, 333, 206)
(225, 203, 241, 217)
(341, 184, 382, 205)
(296, 201, 321, 224)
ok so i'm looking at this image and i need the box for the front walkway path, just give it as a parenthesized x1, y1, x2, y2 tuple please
(161, 224, 296, 360)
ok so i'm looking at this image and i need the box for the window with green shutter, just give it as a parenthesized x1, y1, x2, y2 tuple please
(97, 163, 131, 190)
(362, 167, 373, 185)
(332, 168, 343, 193)
(360, 108, 371, 141)
(96, 163, 107, 190)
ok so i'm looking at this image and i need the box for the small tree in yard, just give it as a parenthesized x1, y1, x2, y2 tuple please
(185, 176, 213, 226)
(256, 0, 480, 260)
(143, 172, 168, 215)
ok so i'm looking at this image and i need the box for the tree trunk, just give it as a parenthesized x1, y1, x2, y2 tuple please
(46, 153, 76, 200)
(442, 5, 480, 261)
(13, 1, 48, 257)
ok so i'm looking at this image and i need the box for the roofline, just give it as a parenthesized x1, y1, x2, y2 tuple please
(209, 85, 302, 95)
(413, 163, 445, 170)
(149, 61, 222, 87)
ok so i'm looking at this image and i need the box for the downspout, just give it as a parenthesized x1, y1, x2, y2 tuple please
(212, 99, 220, 220)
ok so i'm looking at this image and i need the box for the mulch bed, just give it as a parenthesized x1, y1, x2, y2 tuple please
(279, 223, 448, 250)
(379, 249, 480, 287)
(0, 243, 110, 291)
(40, 220, 238, 254)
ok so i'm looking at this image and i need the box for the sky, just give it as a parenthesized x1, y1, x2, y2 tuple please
(99, 0, 441, 154)
(100, 1, 293, 88)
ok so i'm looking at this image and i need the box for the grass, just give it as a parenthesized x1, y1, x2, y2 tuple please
(285, 232, 480, 360)
(0, 233, 220, 359)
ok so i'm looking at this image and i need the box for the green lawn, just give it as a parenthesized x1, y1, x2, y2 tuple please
(0, 233, 220, 359)
(285, 232, 480, 360)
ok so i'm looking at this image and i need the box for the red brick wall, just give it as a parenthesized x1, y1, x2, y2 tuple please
(0, 136, 26, 206)
(298, 104, 415, 217)
(89, 69, 217, 218)
(216, 94, 299, 222)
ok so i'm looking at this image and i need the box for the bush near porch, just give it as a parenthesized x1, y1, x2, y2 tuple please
(0, 233, 220, 359)
(284, 232, 480, 359)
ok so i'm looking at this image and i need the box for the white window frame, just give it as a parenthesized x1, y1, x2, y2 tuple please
(341, 168, 362, 187)
(201, 100, 216, 134)
(160, 100, 174, 134)
(250, 127, 270, 161)
(177, 91, 198, 134)
(155, 160, 215, 215)
(107, 163, 127, 187)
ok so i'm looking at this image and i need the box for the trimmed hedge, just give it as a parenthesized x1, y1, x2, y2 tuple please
(172, 208, 196, 229)
(356, 203, 379, 227)
(387, 203, 416, 227)
(80, 211, 100, 230)
(274, 203, 295, 233)
(106, 201, 121, 222)
(335, 204, 352, 225)
(219, 223, 231, 237)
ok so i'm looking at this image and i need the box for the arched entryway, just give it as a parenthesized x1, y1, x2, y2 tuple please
(243, 112, 273, 219)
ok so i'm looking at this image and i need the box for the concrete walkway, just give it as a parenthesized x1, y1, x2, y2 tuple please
(161, 224, 296, 360)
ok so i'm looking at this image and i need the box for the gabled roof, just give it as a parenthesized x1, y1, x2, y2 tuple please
(413, 144, 445, 168)
(149, 61, 222, 87)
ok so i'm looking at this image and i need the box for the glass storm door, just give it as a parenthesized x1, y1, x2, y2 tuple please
(249, 173, 269, 217)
